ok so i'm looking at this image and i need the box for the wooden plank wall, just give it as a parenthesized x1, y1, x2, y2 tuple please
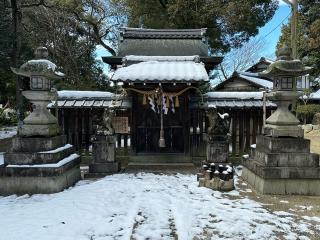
(52, 107, 269, 159)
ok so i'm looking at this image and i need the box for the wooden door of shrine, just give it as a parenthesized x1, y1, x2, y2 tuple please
(133, 94, 186, 153)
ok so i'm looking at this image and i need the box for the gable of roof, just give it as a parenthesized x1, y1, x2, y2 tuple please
(245, 57, 275, 73)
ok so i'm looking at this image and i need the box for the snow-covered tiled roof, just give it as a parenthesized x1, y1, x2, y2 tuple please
(111, 61, 209, 82)
(205, 91, 264, 100)
(48, 91, 131, 109)
(202, 91, 276, 108)
(58, 90, 115, 99)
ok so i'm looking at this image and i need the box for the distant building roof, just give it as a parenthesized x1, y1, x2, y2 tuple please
(213, 71, 273, 91)
(245, 57, 275, 73)
(111, 60, 209, 82)
(237, 72, 273, 89)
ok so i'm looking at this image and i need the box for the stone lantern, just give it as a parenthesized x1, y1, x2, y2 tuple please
(0, 47, 81, 195)
(241, 46, 320, 196)
(11, 47, 63, 137)
(259, 46, 311, 138)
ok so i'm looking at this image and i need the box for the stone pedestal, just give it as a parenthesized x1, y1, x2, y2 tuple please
(242, 135, 320, 195)
(0, 135, 81, 195)
(206, 134, 229, 163)
(206, 140, 228, 163)
(87, 135, 120, 177)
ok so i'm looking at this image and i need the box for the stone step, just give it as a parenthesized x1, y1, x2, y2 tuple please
(128, 154, 192, 164)
(125, 162, 196, 173)
(242, 159, 320, 179)
(2, 153, 81, 177)
(5, 144, 75, 165)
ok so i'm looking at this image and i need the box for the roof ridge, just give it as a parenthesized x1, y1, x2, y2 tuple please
(120, 28, 207, 39)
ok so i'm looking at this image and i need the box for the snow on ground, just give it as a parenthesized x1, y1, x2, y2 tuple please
(0, 173, 318, 240)
(0, 126, 17, 140)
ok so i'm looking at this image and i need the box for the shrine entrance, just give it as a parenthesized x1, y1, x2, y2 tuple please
(132, 92, 188, 154)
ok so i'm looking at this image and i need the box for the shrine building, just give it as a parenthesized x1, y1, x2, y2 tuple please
(51, 28, 277, 168)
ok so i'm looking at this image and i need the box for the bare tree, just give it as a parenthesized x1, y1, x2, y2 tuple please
(217, 38, 267, 81)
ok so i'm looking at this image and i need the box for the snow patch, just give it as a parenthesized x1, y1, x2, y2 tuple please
(38, 144, 73, 154)
(0, 174, 317, 240)
(0, 126, 17, 140)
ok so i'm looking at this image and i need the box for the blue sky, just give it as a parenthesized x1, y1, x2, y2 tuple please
(255, 0, 291, 58)
(96, 1, 292, 71)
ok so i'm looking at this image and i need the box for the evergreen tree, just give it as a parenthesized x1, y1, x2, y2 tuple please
(277, 0, 320, 78)
(121, 0, 278, 53)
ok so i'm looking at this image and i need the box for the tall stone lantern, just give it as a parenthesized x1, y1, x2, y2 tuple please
(241, 46, 320, 195)
(11, 47, 63, 137)
(0, 47, 81, 196)
(259, 45, 311, 138)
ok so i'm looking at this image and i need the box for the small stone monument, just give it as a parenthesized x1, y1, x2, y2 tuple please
(242, 46, 320, 195)
(0, 47, 81, 195)
(206, 107, 230, 163)
(197, 106, 234, 191)
(86, 108, 120, 177)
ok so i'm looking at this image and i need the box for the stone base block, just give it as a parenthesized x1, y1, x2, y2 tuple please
(256, 135, 310, 153)
(264, 125, 304, 138)
(19, 123, 60, 137)
(0, 166, 81, 196)
(89, 162, 120, 174)
(11, 135, 67, 152)
(242, 166, 320, 195)
(254, 151, 319, 167)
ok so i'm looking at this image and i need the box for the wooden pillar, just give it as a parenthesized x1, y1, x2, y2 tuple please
(245, 110, 251, 151)
(232, 111, 237, 157)
(239, 110, 244, 155)
(252, 110, 257, 144)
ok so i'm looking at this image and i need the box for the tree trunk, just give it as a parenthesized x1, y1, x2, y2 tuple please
(10, 0, 24, 125)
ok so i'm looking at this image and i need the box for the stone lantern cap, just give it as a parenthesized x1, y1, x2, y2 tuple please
(259, 46, 312, 78)
(11, 47, 65, 79)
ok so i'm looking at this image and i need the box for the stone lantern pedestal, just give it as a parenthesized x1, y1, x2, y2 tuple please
(241, 46, 320, 195)
(0, 47, 81, 195)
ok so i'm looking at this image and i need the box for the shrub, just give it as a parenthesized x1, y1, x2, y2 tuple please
(0, 108, 17, 127)
(296, 104, 320, 123)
